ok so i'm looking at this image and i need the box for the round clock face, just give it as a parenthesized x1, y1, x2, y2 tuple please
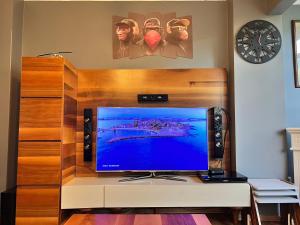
(236, 20, 282, 64)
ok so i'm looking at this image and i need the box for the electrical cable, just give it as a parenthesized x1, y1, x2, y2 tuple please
(37, 51, 72, 57)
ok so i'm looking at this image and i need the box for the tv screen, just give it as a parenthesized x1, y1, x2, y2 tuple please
(96, 107, 208, 172)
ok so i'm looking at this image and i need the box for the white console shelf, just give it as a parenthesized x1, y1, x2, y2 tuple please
(61, 176, 251, 209)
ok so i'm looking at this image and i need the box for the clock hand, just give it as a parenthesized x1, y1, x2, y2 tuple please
(258, 34, 262, 45)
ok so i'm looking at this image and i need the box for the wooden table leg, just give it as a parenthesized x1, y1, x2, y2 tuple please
(250, 189, 261, 225)
(241, 208, 250, 225)
(280, 204, 289, 225)
(292, 204, 300, 225)
(232, 208, 240, 225)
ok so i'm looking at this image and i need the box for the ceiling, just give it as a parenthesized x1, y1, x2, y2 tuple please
(24, 0, 227, 1)
(22, 0, 300, 6)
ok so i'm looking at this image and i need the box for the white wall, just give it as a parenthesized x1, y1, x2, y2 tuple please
(231, 0, 287, 179)
(0, 0, 14, 199)
(22, 1, 228, 69)
(0, 0, 23, 208)
(282, 5, 300, 180)
(22, 0, 289, 179)
(282, 6, 300, 127)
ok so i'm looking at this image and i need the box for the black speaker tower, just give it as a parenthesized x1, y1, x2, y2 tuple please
(84, 108, 93, 161)
(213, 107, 224, 159)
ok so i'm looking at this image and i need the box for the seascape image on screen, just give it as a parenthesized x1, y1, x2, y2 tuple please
(96, 107, 208, 171)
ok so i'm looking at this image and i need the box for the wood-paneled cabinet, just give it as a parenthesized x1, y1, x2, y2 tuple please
(19, 98, 63, 141)
(16, 57, 77, 225)
(15, 58, 231, 225)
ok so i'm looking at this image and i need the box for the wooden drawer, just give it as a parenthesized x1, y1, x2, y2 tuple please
(61, 178, 105, 209)
(105, 183, 251, 208)
(21, 57, 64, 98)
(61, 184, 105, 209)
(21, 70, 63, 97)
(19, 98, 62, 141)
(17, 142, 61, 185)
(16, 186, 60, 218)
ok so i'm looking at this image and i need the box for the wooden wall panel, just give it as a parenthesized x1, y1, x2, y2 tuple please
(19, 98, 63, 141)
(21, 71, 63, 97)
(76, 69, 229, 177)
(62, 67, 78, 184)
(17, 142, 61, 185)
(16, 217, 59, 225)
(17, 57, 78, 225)
(16, 186, 60, 217)
(21, 57, 64, 97)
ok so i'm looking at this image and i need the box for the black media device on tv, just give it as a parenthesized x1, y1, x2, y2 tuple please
(199, 171, 248, 183)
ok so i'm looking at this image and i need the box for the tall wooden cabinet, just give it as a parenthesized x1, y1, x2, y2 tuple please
(16, 57, 77, 225)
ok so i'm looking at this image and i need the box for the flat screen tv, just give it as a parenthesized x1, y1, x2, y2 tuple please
(96, 107, 208, 172)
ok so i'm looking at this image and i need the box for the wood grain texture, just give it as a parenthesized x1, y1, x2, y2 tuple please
(292, 204, 300, 225)
(17, 142, 61, 185)
(16, 57, 78, 225)
(16, 186, 60, 217)
(19, 98, 63, 141)
(64, 67, 78, 99)
(134, 214, 160, 225)
(15, 217, 59, 225)
(22, 57, 65, 97)
(21, 70, 63, 97)
(64, 214, 212, 225)
(62, 66, 78, 184)
(22, 57, 76, 74)
(23, 57, 65, 67)
(76, 69, 230, 176)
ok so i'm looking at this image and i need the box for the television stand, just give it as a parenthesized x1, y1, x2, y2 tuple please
(119, 172, 187, 182)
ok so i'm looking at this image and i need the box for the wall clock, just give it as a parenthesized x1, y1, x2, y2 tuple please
(236, 20, 281, 64)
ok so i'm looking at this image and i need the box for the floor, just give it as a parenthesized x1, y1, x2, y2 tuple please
(207, 214, 281, 225)
(62, 211, 282, 225)
(64, 214, 212, 225)
(207, 214, 238, 225)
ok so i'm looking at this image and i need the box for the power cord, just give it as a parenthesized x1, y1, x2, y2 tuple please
(37, 51, 72, 57)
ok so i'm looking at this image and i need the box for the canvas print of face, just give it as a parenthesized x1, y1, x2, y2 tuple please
(112, 13, 193, 59)
(96, 107, 208, 172)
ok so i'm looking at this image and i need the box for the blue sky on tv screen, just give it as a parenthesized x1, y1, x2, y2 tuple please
(96, 107, 208, 171)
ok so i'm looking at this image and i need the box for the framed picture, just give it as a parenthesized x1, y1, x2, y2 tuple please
(112, 12, 193, 59)
(292, 20, 300, 88)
